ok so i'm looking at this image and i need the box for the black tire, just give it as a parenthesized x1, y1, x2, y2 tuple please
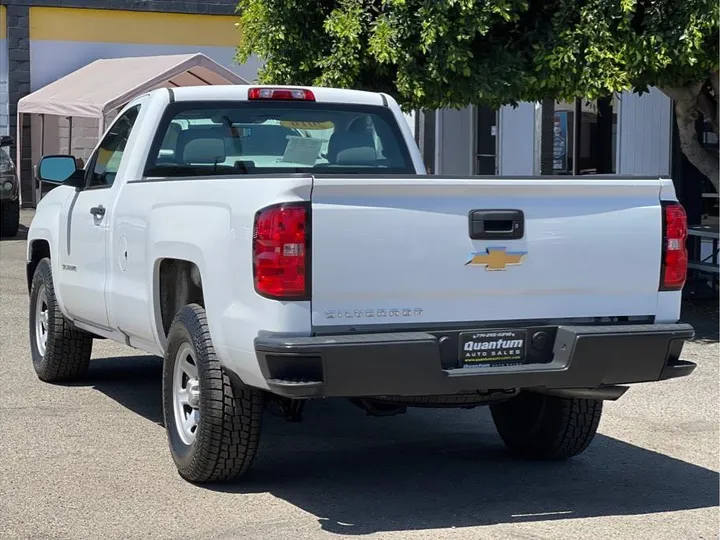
(162, 304, 263, 483)
(490, 391, 602, 460)
(29, 258, 93, 382)
(0, 198, 19, 238)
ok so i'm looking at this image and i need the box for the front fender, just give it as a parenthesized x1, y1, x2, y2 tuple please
(26, 187, 70, 315)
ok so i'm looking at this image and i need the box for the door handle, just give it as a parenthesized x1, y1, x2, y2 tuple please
(90, 205, 106, 218)
(469, 209, 524, 240)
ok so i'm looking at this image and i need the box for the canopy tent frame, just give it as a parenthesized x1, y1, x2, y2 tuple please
(16, 53, 249, 206)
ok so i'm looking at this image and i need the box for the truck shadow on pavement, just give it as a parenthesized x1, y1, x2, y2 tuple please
(682, 299, 719, 343)
(81, 354, 720, 535)
(0, 223, 28, 241)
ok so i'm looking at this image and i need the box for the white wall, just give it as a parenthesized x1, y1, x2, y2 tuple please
(498, 102, 535, 176)
(617, 88, 673, 176)
(31, 115, 99, 162)
(433, 90, 672, 178)
(435, 107, 475, 175)
(403, 111, 415, 138)
(432, 102, 536, 176)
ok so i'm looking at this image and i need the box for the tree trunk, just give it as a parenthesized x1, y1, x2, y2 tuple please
(660, 83, 719, 193)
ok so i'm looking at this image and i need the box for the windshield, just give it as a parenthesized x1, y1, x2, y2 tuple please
(144, 101, 414, 177)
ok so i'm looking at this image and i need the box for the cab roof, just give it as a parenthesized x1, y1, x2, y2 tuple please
(167, 85, 388, 107)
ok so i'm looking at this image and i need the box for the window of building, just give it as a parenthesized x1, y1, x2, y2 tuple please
(475, 105, 498, 175)
(550, 96, 617, 175)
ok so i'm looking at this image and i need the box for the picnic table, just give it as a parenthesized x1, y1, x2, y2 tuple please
(687, 224, 719, 276)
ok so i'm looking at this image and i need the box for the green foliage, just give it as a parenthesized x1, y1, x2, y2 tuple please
(236, 0, 719, 111)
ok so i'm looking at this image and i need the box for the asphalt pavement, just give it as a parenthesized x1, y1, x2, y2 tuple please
(1, 210, 718, 540)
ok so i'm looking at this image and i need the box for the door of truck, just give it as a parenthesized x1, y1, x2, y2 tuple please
(57, 102, 144, 329)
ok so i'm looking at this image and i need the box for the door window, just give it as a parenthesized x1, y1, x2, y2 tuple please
(87, 105, 141, 188)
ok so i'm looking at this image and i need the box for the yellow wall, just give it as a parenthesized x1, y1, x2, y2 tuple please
(0, 6, 6, 40)
(29, 7, 240, 46)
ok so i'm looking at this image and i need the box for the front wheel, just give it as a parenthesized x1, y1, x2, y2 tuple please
(490, 391, 602, 460)
(162, 304, 263, 483)
(29, 258, 93, 382)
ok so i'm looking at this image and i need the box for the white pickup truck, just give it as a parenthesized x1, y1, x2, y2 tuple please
(27, 85, 696, 484)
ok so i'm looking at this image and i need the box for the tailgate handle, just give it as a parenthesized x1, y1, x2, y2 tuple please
(469, 210, 524, 240)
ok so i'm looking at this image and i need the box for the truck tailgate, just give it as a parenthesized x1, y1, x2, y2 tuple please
(310, 177, 663, 329)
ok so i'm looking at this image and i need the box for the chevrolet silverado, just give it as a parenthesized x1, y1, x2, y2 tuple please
(27, 85, 695, 483)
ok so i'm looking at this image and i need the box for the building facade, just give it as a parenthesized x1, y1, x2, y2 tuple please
(417, 90, 673, 177)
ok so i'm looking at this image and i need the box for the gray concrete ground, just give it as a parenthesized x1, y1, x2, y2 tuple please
(1, 210, 718, 540)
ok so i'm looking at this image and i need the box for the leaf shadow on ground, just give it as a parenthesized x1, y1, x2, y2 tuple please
(80, 355, 719, 536)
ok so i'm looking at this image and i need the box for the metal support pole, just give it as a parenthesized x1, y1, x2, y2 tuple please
(67, 117, 73, 154)
(572, 99, 582, 175)
(17, 113, 23, 207)
(40, 114, 45, 155)
(434, 110, 443, 175)
(37, 114, 45, 204)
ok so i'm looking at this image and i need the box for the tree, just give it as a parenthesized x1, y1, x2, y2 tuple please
(237, 0, 719, 188)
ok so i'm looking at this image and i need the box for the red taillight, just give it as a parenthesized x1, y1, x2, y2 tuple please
(253, 203, 310, 299)
(247, 87, 315, 101)
(660, 202, 688, 291)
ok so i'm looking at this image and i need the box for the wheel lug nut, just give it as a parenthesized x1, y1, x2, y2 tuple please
(188, 382, 200, 408)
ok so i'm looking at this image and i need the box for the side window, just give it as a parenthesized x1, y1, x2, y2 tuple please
(87, 105, 141, 188)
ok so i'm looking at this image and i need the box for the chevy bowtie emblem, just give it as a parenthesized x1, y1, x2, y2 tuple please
(466, 247, 527, 271)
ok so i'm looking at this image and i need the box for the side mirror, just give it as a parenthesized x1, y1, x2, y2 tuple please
(0, 135, 13, 148)
(37, 155, 85, 189)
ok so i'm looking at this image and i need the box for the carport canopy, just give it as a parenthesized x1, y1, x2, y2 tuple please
(17, 52, 249, 118)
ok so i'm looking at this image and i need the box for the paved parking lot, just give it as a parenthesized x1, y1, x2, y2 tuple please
(1, 210, 718, 540)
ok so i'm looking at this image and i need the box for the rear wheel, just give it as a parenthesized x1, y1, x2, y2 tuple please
(162, 304, 263, 483)
(0, 199, 19, 238)
(29, 258, 93, 382)
(490, 391, 602, 460)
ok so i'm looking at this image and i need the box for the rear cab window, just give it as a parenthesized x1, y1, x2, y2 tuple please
(144, 101, 414, 177)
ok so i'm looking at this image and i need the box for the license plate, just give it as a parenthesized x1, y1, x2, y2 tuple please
(458, 330, 527, 368)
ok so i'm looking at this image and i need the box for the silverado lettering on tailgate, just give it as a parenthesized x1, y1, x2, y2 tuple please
(324, 308, 424, 320)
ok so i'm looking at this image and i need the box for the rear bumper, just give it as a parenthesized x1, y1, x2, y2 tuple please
(254, 323, 696, 399)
